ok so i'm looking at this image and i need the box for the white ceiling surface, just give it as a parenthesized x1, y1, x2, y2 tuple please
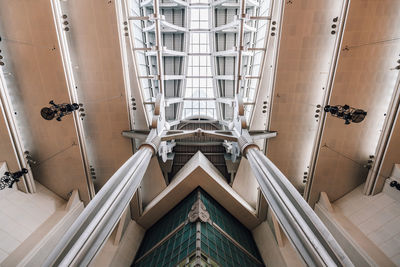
(308, 0, 400, 206)
(266, 0, 346, 191)
(60, 0, 133, 190)
(0, 0, 91, 203)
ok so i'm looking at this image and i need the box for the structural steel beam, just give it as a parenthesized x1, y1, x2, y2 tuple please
(170, 0, 189, 7)
(364, 72, 400, 195)
(153, 0, 164, 94)
(249, 130, 277, 140)
(161, 20, 188, 32)
(176, 3, 190, 120)
(209, 6, 224, 121)
(0, 61, 36, 193)
(235, 0, 246, 95)
(212, 0, 259, 7)
(160, 128, 238, 142)
(51, 0, 95, 199)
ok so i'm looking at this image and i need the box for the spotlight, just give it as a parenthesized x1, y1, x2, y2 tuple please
(324, 104, 367, 124)
(390, 180, 400, 191)
(0, 168, 28, 190)
(41, 100, 79, 121)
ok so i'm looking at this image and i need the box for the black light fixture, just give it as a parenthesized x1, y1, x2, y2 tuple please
(0, 168, 28, 190)
(40, 100, 79, 121)
(390, 180, 400, 191)
(324, 104, 367, 125)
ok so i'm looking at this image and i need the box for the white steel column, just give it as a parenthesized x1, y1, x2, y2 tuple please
(176, 2, 190, 121)
(153, 0, 165, 94)
(246, 148, 353, 267)
(233, 95, 352, 267)
(43, 146, 153, 266)
(364, 72, 400, 195)
(43, 94, 165, 266)
(50, 0, 95, 198)
(0, 67, 36, 193)
(235, 0, 246, 95)
(210, 5, 223, 120)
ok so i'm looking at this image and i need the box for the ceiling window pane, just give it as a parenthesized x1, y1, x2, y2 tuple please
(183, 7, 216, 119)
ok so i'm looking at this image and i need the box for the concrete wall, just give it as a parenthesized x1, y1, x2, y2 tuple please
(140, 157, 166, 208)
(333, 184, 400, 265)
(90, 219, 145, 267)
(0, 175, 65, 263)
(233, 158, 259, 209)
(252, 212, 304, 267)
(252, 221, 287, 267)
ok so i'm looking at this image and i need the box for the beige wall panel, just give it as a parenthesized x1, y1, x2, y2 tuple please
(233, 158, 258, 209)
(140, 157, 167, 208)
(267, 0, 346, 191)
(63, 0, 132, 190)
(309, 0, 400, 206)
(0, 0, 90, 203)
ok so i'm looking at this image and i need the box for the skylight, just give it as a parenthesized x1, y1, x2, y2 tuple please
(128, 0, 271, 124)
(182, 6, 216, 119)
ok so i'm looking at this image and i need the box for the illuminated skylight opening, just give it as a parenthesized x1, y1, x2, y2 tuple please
(183, 7, 216, 119)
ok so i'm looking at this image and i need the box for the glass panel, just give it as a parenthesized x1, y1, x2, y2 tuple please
(183, 6, 216, 119)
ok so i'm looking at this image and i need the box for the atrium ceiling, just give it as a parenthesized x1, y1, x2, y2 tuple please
(128, 0, 270, 123)
(0, 0, 399, 216)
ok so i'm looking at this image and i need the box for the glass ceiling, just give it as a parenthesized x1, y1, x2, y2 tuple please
(128, 0, 271, 124)
(183, 7, 216, 119)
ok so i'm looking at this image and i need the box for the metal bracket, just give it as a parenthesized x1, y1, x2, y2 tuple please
(138, 94, 166, 156)
(232, 94, 260, 156)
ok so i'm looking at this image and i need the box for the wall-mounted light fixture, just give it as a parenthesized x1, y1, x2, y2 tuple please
(0, 168, 28, 190)
(324, 104, 367, 125)
(40, 100, 79, 121)
(390, 180, 400, 191)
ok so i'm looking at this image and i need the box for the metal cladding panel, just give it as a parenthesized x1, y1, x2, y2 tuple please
(134, 188, 264, 267)
(201, 222, 263, 267)
(200, 190, 262, 259)
(135, 223, 197, 267)
(169, 121, 230, 181)
(135, 190, 198, 259)
(163, 34, 174, 48)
